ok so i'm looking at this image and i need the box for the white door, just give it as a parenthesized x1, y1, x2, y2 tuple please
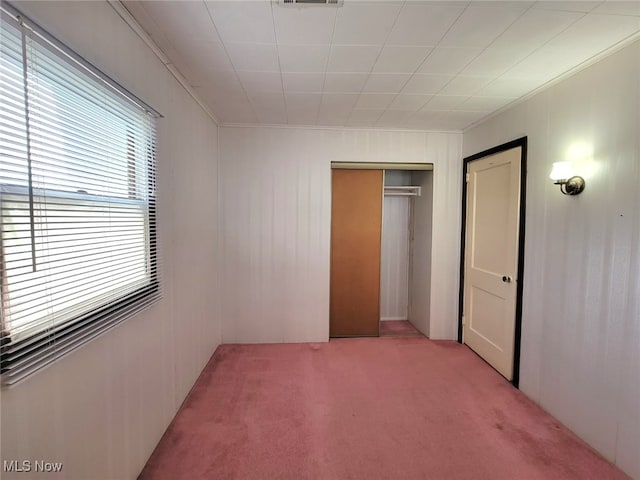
(463, 147, 521, 380)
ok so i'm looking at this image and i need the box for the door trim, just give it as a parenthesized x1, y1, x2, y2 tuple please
(457, 137, 527, 388)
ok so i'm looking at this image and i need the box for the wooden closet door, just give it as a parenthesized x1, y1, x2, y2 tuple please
(330, 169, 383, 337)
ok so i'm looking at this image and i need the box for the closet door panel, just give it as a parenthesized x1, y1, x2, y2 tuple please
(330, 169, 383, 337)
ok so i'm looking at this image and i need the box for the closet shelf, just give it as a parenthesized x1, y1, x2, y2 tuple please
(383, 186, 421, 197)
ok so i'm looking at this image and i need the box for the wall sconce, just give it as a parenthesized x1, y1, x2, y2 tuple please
(549, 162, 585, 195)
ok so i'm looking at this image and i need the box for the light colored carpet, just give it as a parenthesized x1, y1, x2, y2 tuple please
(139, 338, 628, 480)
(379, 320, 423, 337)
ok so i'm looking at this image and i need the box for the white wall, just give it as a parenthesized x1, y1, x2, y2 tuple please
(463, 40, 640, 479)
(0, 2, 220, 479)
(219, 126, 461, 343)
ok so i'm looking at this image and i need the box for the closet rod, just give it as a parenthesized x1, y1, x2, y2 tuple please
(383, 186, 421, 197)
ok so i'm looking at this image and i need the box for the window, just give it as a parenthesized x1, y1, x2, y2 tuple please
(0, 6, 160, 385)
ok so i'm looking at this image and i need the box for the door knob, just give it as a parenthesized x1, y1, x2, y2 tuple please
(502, 275, 512, 283)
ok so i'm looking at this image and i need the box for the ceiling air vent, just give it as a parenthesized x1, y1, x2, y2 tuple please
(277, 0, 343, 6)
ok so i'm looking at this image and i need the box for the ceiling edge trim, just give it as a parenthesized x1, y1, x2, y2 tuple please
(107, 0, 220, 126)
(463, 31, 640, 134)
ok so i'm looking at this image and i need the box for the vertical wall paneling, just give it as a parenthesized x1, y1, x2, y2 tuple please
(220, 127, 462, 343)
(408, 171, 434, 336)
(463, 38, 640, 479)
(380, 195, 411, 320)
(0, 3, 221, 479)
(427, 132, 464, 339)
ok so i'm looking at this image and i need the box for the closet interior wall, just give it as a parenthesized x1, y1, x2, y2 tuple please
(408, 170, 433, 337)
(380, 171, 412, 321)
(380, 170, 433, 336)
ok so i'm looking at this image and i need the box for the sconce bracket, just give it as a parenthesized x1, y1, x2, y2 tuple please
(560, 176, 586, 195)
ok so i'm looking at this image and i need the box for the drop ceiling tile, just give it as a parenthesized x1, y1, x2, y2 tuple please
(321, 93, 360, 111)
(205, 1, 276, 44)
(317, 110, 350, 126)
(282, 73, 326, 93)
(206, 94, 251, 113)
(201, 91, 256, 123)
(286, 111, 318, 126)
(387, 3, 466, 46)
(362, 74, 412, 93)
(548, 12, 640, 52)
(318, 99, 354, 123)
(278, 45, 330, 73)
(255, 109, 288, 125)
(504, 46, 579, 81)
(192, 86, 231, 109)
(347, 109, 386, 126)
(248, 92, 287, 111)
(373, 46, 433, 73)
(333, 2, 402, 45)
(461, 47, 530, 76)
(272, 4, 337, 45)
(193, 70, 246, 97)
(438, 75, 491, 95)
(285, 93, 323, 110)
(594, 1, 640, 16)
(319, 106, 357, 123)
(123, 2, 158, 33)
(323, 73, 369, 93)
(171, 56, 231, 90)
(215, 106, 258, 124)
(169, 40, 234, 74)
(327, 45, 383, 73)
(237, 71, 283, 93)
(418, 47, 483, 75)
(422, 95, 467, 111)
(286, 93, 322, 124)
(440, 5, 528, 48)
(388, 94, 433, 111)
(355, 93, 397, 109)
(376, 109, 413, 127)
(401, 74, 453, 94)
(161, 33, 213, 60)
(534, 1, 601, 13)
(225, 43, 280, 72)
(491, 8, 583, 52)
(403, 110, 446, 130)
(436, 110, 489, 129)
(475, 76, 543, 97)
(456, 96, 515, 111)
(140, 1, 220, 44)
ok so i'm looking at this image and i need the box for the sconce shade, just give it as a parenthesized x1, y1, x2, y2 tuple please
(550, 161, 573, 182)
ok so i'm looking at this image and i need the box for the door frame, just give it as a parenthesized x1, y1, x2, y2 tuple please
(457, 137, 527, 387)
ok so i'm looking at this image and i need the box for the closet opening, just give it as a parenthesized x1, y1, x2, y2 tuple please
(329, 163, 433, 339)
(380, 169, 433, 338)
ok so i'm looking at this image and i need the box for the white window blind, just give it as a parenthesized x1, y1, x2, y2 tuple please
(0, 7, 160, 386)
